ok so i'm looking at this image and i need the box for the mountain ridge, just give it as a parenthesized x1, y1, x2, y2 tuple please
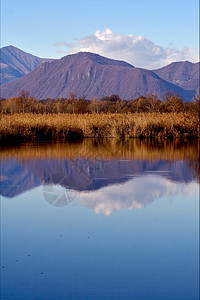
(153, 61, 200, 91)
(0, 45, 53, 85)
(0, 46, 198, 101)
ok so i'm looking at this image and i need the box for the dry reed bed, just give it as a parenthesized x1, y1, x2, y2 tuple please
(0, 113, 199, 142)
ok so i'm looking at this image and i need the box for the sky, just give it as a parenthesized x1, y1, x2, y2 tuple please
(1, 0, 199, 69)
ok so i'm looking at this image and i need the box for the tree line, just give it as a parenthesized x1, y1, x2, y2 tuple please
(0, 90, 199, 115)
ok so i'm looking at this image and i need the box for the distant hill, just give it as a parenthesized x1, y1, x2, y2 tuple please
(153, 61, 199, 91)
(0, 45, 53, 85)
(0, 51, 195, 101)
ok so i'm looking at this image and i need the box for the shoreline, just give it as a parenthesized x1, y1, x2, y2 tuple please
(0, 113, 199, 144)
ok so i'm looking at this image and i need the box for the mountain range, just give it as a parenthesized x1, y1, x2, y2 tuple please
(0, 46, 199, 101)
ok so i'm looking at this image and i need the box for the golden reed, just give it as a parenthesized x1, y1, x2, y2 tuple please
(0, 113, 199, 142)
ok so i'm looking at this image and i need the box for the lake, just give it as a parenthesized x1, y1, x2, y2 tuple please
(0, 138, 199, 299)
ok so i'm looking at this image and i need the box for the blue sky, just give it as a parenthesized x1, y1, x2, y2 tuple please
(1, 0, 199, 68)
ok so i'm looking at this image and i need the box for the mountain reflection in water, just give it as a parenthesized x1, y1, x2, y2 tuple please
(0, 138, 199, 213)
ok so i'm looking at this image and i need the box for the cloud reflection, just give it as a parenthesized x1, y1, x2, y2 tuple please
(79, 176, 198, 216)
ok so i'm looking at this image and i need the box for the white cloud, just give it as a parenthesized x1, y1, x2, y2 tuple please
(55, 28, 198, 69)
(54, 42, 75, 48)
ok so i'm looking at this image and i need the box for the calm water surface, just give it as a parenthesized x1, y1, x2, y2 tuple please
(0, 139, 199, 299)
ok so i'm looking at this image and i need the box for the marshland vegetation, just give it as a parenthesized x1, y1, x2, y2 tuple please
(0, 112, 199, 143)
(0, 91, 199, 142)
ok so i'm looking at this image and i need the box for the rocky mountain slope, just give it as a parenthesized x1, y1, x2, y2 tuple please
(153, 61, 199, 91)
(0, 45, 52, 85)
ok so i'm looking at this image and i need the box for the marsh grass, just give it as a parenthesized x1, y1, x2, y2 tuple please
(0, 113, 199, 143)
